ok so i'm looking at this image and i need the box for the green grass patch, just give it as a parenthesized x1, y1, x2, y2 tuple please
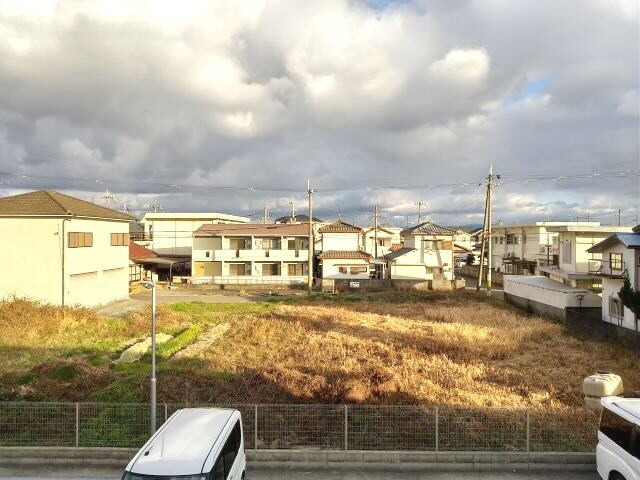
(157, 325, 204, 359)
(49, 364, 76, 381)
(169, 301, 275, 319)
(12, 372, 36, 386)
(91, 376, 142, 403)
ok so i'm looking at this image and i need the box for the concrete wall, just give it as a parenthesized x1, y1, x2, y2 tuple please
(503, 278, 601, 310)
(321, 259, 370, 279)
(0, 217, 129, 306)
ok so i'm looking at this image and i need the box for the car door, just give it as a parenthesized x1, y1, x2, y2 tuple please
(210, 421, 242, 480)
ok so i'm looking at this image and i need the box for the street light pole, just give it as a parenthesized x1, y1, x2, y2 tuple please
(141, 279, 157, 436)
(150, 281, 157, 435)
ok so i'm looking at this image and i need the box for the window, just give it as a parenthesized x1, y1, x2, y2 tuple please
(610, 252, 623, 271)
(377, 239, 385, 246)
(338, 266, 348, 274)
(499, 236, 504, 244)
(562, 241, 571, 263)
(68, 232, 93, 248)
(506, 234, 518, 245)
(205, 251, 210, 258)
(350, 266, 367, 274)
(609, 297, 623, 320)
(287, 263, 306, 276)
(110, 233, 129, 246)
(600, 408, 633, 455)
(288, 239, 296, 250)
(211, 421, 241, 480)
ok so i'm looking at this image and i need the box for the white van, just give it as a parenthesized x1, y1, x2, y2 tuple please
(122, 408, 246, 480)
(597, 397, 640, 480)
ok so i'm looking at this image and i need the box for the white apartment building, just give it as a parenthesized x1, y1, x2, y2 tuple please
(318, 221, 372, 279)
(539, 224, 632, 290)
(140, 212, 249, 257)
(0, 190, 134, 306)
(490, 222, 596, 275)
(385, 222, 455, 281)
(587, 227, 640, 332)
(192, 223, 309, 284)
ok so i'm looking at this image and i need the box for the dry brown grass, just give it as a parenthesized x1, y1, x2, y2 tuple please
(168, 295, 639, 410)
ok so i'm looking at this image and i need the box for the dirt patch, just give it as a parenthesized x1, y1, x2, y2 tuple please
(173, 323, 230, 360)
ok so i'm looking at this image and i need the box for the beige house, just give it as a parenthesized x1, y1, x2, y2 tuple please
(192, 223, 309, 284)
(0, 190, 134, 306)
(385, 222, 455, 281)
(140, 212, 249, 257)
(361, 227, 402, 258)
(318, 221, 372, 279)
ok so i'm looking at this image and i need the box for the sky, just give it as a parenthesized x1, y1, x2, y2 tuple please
(0, 0, 638, 227)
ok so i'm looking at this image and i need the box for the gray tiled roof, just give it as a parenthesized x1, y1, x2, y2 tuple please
(318, 220, 362, 233)
(401, 221, 455, 236)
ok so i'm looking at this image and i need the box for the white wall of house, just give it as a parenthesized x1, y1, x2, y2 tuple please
(0, 217, 130, 306)
(321, 232, 361, 251)
(491, 224, 560, 272)
(321, 259, 370, 279)
(141, 213, 249, 256)
(599, 242, 638, 331)
(361, 229, 400, 257)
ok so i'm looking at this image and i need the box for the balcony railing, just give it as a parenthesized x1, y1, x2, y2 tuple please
(130, 233, 153, 242)
(588, 259, 627, 279)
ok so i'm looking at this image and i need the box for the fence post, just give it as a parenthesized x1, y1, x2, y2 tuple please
(435, 406, 439, 453)
(254, 404, 258, 450)
(164, 403, 168, 423)
(75, 403, 79, 448)
(344, 405, 348, 451)
(526, 410, 530, 452)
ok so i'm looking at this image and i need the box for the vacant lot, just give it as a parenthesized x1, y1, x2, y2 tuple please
(0, 293, 637, 412)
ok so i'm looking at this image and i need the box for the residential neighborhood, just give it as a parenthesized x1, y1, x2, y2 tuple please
(0, 1, 638, 479)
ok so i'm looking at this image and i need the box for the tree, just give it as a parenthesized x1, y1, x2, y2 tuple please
(618, 277, 640, 331)
(465, 253, 476, 266)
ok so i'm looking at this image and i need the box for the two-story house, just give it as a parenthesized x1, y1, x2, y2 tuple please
(539, 224, 632, 291)
(0, 190, 134, 306)
(587, 225, 640, 333)
(191, 223, 310, 284)
(140, 212, 249, 257)
(385, 222, 455, 281)
(490, 222, 594, 274)
(361, 227, 402, 258)
(317, 220, 372, 279)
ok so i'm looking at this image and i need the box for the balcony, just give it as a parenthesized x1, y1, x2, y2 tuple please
(588, 259, 628, 279)
(194, 249, 309, 261)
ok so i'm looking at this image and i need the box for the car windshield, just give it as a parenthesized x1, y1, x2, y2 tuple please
(123, 474, 207, 480)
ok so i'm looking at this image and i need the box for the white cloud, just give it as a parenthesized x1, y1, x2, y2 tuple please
(428, 48, 490, 87)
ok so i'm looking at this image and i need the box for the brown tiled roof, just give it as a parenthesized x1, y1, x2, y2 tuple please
(318, 250, 371, 260)
(0, 190, 135, 221)
(389, 243, 404, 251)
(401, 221, 455, 236)
(318, 220, 362, 233)
(130, 242, 157, 261)
(195, 222, 309, 237)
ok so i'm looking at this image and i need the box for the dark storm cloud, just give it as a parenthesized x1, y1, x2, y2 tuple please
(0, 0, 638, 226)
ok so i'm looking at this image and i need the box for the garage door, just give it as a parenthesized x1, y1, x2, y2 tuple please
(67, 272, 98, 306)
(102, 267, 128, 303)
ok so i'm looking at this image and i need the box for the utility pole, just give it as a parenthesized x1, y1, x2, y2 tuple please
(476, 181, 490, 292)
(307, 179, 314, 295)
(487, 163, 493, 297)
(148, 201, 163, 213)
(101, 189, 115, 208)
(263, 206, 270, 224)
(415, 200, 427, 223)
(289, 200, 296, 223)
(374, 204, 379, 259)
(616, 209, 623, 226)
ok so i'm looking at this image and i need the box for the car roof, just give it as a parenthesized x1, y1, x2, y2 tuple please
(602, 397, 640, 425)
(129, 408, 235, 476)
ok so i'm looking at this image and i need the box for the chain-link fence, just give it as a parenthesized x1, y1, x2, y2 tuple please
(0, 402, 599, 452)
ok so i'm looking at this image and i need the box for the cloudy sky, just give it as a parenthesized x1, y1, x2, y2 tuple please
(0, 0, 638, 227)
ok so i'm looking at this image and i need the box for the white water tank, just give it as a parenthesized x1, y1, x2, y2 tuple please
(583, 373, 624, 398)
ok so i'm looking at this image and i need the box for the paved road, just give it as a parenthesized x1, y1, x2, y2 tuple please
(94, 289, 257, 317)
(0, 472, 599, 480)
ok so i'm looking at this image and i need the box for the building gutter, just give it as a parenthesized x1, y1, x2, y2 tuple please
(61, 215, 72, 307)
